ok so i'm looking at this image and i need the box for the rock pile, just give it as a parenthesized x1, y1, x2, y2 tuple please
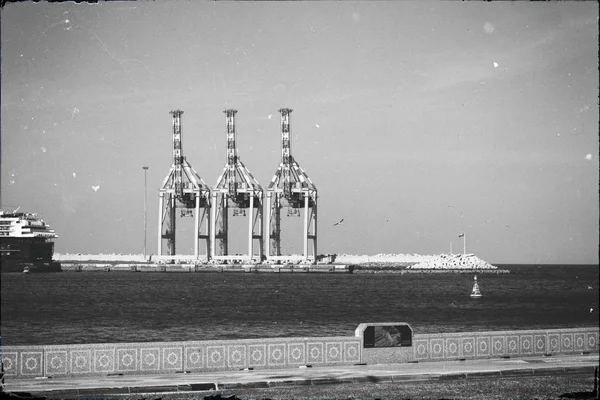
(406, 253, 497, 270)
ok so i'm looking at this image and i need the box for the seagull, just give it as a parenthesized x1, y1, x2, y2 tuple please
(92, 185, 100, 192)
(333, 218, 344, 227)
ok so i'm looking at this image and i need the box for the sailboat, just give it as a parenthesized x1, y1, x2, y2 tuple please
(470, 275, 482, 298)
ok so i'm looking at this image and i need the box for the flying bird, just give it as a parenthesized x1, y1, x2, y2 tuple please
(92, 185, 100, 192)
(333, 218, 344, 226)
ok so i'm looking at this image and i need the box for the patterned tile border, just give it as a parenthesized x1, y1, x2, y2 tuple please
(184, 346, 204, 370)
(162, 347, 182, 371)
(94, 348, 115, 374)
(411, 327, 599, 361)
(141, 348, 160, 371)
(206, 346, 226, 369)
(248, 344, 266, 367)
(325, 342, 342, 363)
(344, 341, 360, 363)
(227, 345, 246, 368)
(20, 352, 43, 376)
(307, 342, 324, 364)
(287, 343, 305, 365)
(45, 350, 68, 376)
(2, 328, 597, 379)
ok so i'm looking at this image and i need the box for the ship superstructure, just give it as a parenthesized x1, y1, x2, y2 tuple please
(0, 211, 61, 272)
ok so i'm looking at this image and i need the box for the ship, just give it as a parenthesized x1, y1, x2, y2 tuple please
(0, 210, 62, 272)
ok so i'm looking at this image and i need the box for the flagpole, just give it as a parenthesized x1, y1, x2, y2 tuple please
(450, 242, 453, 255)
(463, 233, 466, 255)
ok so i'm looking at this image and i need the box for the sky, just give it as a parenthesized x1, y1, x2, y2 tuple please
(1, 2, 598, 264)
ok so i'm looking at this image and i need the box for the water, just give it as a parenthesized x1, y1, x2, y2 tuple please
(1, 265, 598, 346)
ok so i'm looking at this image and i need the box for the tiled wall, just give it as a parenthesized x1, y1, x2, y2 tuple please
(1, 336, 361, 379)
(2, 327, 598, 379)
(411, 327, 598, 362)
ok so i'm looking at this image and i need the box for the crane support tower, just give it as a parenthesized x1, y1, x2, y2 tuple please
(158, 110, 212, 261)
(265, 108, 317, 263)
(210, 109, 264, 263)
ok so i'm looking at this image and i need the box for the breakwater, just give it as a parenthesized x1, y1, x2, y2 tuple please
(52, 253, 508, 274)
(58, 263, 509, 274)
(2, 325, 597, 379)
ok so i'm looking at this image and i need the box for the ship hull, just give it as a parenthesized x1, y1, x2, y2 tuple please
(0, 237, 62, 273)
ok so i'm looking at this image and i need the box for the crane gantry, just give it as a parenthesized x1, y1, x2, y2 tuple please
(158, 110, 211, 261)
(210, 109, 264, 263)
(265, 108, 318, 263)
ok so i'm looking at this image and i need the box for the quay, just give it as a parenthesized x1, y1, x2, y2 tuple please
(59, 263, 354, 273)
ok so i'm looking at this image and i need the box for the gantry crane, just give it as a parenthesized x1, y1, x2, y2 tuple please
(210, 109, 263, 263)
(158, 110, 211, 260)
(265, 108, 317, 263)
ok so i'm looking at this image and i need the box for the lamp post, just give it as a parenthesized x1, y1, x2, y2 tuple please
(143, 166, 149, 261)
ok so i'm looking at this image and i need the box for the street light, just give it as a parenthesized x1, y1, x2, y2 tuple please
(143, 166, 149, 261)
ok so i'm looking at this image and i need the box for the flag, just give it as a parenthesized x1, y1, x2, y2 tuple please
(458, 233, 464, 237)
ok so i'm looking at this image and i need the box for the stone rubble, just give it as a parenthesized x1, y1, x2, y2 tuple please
(406, 253, 497, 270)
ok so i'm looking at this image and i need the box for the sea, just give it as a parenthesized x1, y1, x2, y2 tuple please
(1, 265, 598, 346)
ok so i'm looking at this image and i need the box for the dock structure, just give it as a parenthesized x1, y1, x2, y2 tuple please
(157, 110, 211, 261)
(210, 109, 264, 263)
(265, 108, 318, 263)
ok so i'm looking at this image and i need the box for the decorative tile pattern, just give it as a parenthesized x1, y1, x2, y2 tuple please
(45, 350, 68, 376)
(476, 337, 490, 357)
(227, 345, 247, 368)
(520, 335, 533, 355)
(2, 352, 17, 376)
(561, 334, 574, 352)
(506, 336, 519, 355)
(116, 348, 138, 372)
(184, 347, 204, 370)
(93, 349, 115, 374)
(141, 348, 160, 371)
(445, 338, 460, 358)
(325, 342, 342, 363)
(3, 328, 598, 379)
(492, 336, 506, 356)
(287, 343, 305, 365)
(70, 349, 92, 374)
(430, 338, 444, 359)
(162, 347, 182, 371)
(574, 333, 585, 351)
(206, 346, 226, 368)
(548, 333, 560, 353)
(20, 352, 43, 376)
(344, 341, 360, 363)
(462, 337, 476, 358)
(307, 343, 324, 364)
(534, 334, 546, 354)
(414, 339, 429, 360)
(248, 344, 266, 367)
(268, 344, 286, 366)
(586, 332, 597, 350)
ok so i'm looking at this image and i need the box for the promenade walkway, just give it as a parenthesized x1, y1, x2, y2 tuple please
(4, 353, 598, 397)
